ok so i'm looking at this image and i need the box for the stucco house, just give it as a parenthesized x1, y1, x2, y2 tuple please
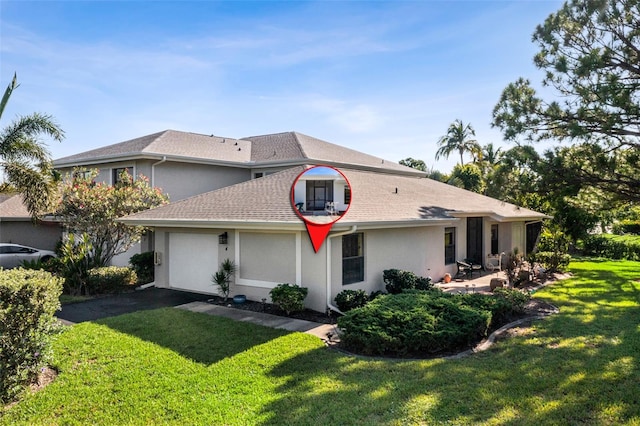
(54, 129, 547, 312)
(0, 194, 62, 250)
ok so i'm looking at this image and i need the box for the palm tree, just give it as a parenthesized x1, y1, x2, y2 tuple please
(435, 119, 480, 165)
(1, 73, 64, 218)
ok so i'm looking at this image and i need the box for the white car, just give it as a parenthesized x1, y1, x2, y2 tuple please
(0, 243, 57, 269)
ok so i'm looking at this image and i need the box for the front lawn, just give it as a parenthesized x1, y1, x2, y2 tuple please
(2, 259, 640, 425)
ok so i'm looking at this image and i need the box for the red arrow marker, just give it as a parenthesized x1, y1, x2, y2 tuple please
(305, 221, 334, 252)
(291, 165, 352, 254)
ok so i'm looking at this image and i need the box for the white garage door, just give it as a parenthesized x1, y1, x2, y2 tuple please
(169, 233, 218, 293)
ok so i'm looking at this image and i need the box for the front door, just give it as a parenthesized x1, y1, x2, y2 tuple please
(466, 217, 483, 265)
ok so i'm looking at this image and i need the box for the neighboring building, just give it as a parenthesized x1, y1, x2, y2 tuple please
(0, 194, 62, 251)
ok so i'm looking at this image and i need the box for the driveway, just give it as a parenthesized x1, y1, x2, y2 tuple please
(56, 287, 211, 324)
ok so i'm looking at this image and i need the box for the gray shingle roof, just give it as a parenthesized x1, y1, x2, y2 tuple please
(54, 130, 251, 165)
(55, 129, 423, 176)
(0, 194, 30, 219)
(121, 166, 547, 227)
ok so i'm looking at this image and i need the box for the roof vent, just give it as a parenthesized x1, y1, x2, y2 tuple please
(394, 187, 398, 194)
(238, 148, 241, 151)
(234, 142, 238, 145)
(221, 138, 226, 143)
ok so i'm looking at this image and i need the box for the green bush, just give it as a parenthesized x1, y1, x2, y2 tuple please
(529, 251, 571, 272)
(269, 283, 308, 315)
(383, 269, 433, 294)
(338, 291, 491, 356)
(0, 269, 63, 403)
(334, 289, 369, 312)
(86, 266, 137, 294)
(492, 287, 531, 314)
(612, 219, 640, 235)
(129, 251, 154, 284)
(582, 234, 640, 260)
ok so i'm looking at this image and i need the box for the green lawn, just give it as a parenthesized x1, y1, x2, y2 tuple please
(2, 259, 640, 425)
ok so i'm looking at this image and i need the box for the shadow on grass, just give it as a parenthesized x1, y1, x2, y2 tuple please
(96, 307, 289, 365)
(256, 262, 640, 425)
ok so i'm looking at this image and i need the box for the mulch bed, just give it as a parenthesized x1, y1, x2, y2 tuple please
(206, 295, 336, 324)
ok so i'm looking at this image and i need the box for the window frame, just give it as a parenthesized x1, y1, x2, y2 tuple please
(112, 166, 134, 185)
(444, 227, 456, 265)
(342, 232, 364, 285)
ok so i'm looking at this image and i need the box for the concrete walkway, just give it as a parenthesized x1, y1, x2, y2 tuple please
(176, 302, 341, 343)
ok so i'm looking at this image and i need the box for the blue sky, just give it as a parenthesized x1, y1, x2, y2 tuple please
(1, 0, 563, 173)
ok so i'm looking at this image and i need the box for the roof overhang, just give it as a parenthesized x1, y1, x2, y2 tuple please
(446, 210, 552, 222)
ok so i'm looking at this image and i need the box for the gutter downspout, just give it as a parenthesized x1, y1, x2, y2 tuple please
(151, 156, 167, 187)
(326, 225, 358, 315)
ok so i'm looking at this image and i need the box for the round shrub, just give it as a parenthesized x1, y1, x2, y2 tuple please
(337, 291, 491, 357)
(86, 266, 138, 294)
(383, 269, 433, 294)
(0, 269, 63, 403)
(129, 251, 154, 284)
(334, 289, 369, 312)
(269, 283, 308, 315)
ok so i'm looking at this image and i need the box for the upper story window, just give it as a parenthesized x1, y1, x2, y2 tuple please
(112, 167, 133, 185)
(445, 227, 456, 265)
(254, 172, 264, 179)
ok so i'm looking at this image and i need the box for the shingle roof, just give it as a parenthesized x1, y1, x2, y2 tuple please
(55, 129, 423, 176)
(0, 194, 30, 219)
(121, 166, 547, 227)
(54, 130, 251, 165)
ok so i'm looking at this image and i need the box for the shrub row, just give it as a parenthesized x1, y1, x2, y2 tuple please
(612, 220, 640, 235)
(86, 266, 138, 294)
(337, 288, 530, 357)
(581, 234, 640, 261)
(0, 269, 63, 403)
(383, 269, 433, 294)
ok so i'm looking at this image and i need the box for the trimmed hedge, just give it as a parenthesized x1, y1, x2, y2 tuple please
(86, 266, 138, 294)
(582, 234, 640, 261)
(383, 269, 433, 294)
(0, 269, 63, 403)
(129, 251, 154, 284)
(269, 283, 308, 315)
(337, 289, 530, 357)
(612, 220, 640, 235)
(334, 289, 369, 312)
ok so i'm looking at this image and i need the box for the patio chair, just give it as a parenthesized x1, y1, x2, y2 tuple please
(456, 259, 483, 279)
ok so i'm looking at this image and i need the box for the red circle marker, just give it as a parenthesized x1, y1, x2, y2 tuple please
(291, 166, 352, 252)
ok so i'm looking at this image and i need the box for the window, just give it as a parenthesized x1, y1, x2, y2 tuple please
(306, 180, 334, 211)
(491, 224, 499, 254)
(112, 167, 133, 185)
(344, 186, 351, 205)
(73, 170, 92, 180)
(444, 227, 456, 265)
(342, 233, 364, 285)
(254, 172, 264, 179)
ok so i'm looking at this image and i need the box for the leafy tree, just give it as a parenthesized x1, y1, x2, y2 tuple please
(56, 169, 169, 266)
(435, 119, 481, 165)
(399, 157, 427, 171)
(447, 163, 484, 193)
(492, 0, 640, 203)
(0, 73, 64, 218)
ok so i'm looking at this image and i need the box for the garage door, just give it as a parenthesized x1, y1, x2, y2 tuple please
(169, 233, 218, 293)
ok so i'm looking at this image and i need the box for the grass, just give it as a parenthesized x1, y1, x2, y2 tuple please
(2, 259, 640, 425)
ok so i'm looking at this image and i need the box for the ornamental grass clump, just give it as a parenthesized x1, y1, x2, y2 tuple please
(0, 268, 63, 403)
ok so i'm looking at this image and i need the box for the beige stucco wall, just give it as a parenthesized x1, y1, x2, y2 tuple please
(151, 162, 250, 201)
(57, 160, 251, 202)
(0, 220, 62, 250)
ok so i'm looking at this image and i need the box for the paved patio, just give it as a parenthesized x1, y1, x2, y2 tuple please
(434, 269, 509, 294)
